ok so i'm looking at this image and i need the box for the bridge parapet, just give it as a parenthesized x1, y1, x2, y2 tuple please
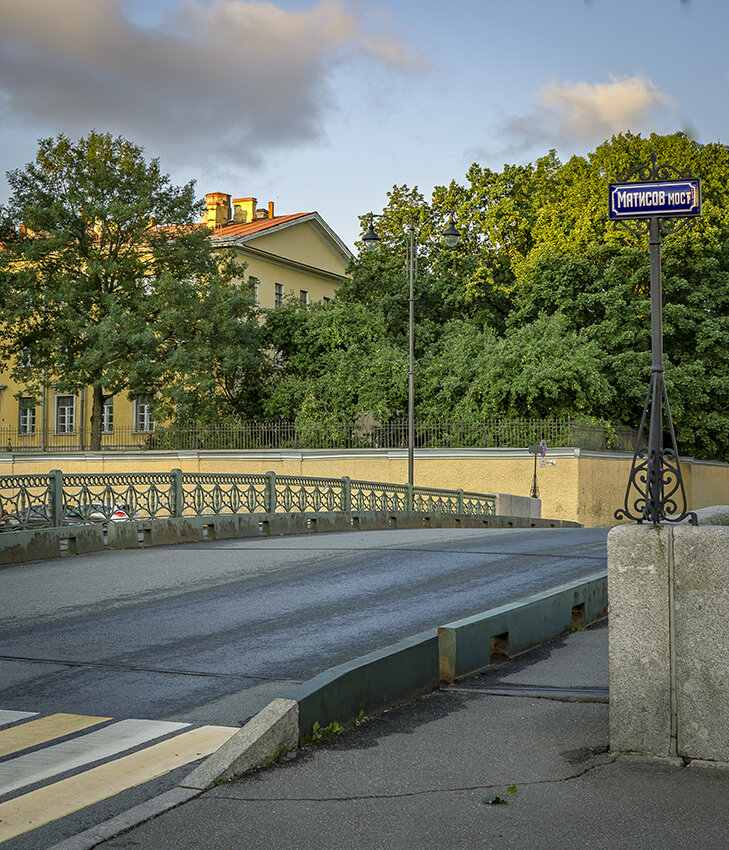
(0, 469, 500, 531)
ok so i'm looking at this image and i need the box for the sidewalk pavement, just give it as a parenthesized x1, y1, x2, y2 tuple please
(101, 621, 729, 849)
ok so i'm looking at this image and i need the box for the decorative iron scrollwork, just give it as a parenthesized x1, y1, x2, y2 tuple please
(615, 374, 697, 525)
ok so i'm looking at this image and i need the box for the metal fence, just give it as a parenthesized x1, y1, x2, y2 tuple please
(0, 418, 639, 453)
(0, 470, 496, 532)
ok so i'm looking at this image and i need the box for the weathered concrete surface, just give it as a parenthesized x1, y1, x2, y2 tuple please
(439, 571, 607, 683)
(0, 510, 581, 566)
(608, 517, 729, 762)
(182, 699, 299, 790)
(673, 525, 729, 761)
(607, 524, 672, 756)
(495, 492, 541, 519)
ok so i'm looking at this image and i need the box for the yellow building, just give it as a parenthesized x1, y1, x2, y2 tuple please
(0, 192, 352, 451)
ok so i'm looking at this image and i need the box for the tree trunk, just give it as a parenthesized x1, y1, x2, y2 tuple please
(90, 385, 104, 451)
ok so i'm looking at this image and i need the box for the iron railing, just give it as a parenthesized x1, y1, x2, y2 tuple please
(0, 470, 496, 532)
(0, 418, 639, 453)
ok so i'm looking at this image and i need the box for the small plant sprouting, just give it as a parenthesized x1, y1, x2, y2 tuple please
(310, 720, 343, 743)
(507, 784, 517, 794)
(265, 744, 291, 766)
(355, 709, 369, 726)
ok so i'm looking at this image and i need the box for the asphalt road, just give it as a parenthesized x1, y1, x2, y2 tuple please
(1, 526, 607, 727)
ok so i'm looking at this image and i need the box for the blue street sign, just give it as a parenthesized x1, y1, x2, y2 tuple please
(609, 178, 701, 220)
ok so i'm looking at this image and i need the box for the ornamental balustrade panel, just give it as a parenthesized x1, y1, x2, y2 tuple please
(462, 492, 496, 516)
(180, 473, 268, 515)
(0, 474, 53, 530)
(275, 476, 345, 513)
(61, 473, 174, 521)
(349, 480, 408, 513)
(413, 488, 460, 515)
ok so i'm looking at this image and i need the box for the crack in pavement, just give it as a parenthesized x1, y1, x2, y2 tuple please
(212, 755, 619, 803)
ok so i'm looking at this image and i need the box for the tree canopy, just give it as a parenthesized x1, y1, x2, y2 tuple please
(3, 130, 728, 459)
(0, 131, 265, 447)
(264, 132, 729, 460)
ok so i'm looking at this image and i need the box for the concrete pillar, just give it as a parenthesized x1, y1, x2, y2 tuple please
(608, 519, 729, 762)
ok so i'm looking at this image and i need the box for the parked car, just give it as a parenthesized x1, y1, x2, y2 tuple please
(75, 502, 137, 524)
(0, 504, 86, 531)
(0, 502, 137, 531)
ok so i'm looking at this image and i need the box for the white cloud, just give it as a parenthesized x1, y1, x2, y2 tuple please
(0, 0, 421, 169)
(493, 74, 675, 157)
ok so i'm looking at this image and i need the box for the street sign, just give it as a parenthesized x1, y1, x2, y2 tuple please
(609, 178, 701, 220)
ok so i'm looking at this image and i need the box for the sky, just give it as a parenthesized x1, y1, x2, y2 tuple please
(0, 0, 727, 250)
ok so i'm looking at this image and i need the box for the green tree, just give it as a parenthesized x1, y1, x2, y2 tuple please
(0, 131, 259, 448)
(262, 297, 407, 426)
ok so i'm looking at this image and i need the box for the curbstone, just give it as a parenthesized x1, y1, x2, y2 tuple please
(438, 572, 607, 683)
(286, 632, 440, 743)
(180, 698, 299, 790)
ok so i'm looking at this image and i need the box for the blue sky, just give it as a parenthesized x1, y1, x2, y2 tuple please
(0, 0, 726, 248)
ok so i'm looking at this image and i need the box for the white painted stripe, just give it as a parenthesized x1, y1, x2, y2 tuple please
(0, 719, 190, 796)
(0, 710, 38, 728)
(0, 725, 237, 841)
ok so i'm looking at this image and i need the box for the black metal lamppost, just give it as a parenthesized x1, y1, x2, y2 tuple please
(611, 152, 701, 525)
(362, 210, 460, 489)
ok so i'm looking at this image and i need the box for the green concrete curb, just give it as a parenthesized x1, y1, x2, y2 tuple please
(287, 631, 440, 742)
(183, 571, 607, 787)
(438, 572, 608, 682)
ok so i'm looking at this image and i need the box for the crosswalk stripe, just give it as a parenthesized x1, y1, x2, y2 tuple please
(0, 713, 110, 758)
(0, 711, 37, 729)
(0, 724, 237, 841)
(0, 718, 191, 796)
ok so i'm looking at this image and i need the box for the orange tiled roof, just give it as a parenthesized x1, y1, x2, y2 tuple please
(208, 212, 314, 240)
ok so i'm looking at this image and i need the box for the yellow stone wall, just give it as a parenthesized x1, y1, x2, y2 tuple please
(5, 449, 728, 527)
(248, 223, 347, 277)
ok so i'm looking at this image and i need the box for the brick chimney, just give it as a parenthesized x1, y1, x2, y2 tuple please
(232, 197, 257, 223)
(204, 193, 231, 228)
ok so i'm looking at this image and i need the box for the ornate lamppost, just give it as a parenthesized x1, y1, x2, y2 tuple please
(362, 209, 460, 490)
(611, 152, 701, 525)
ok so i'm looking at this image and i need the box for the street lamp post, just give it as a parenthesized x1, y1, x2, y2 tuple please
(362, 209, 460, 492)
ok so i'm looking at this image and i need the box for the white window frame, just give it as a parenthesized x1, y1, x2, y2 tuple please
(18, 398, 36, 435)
(250, 276, 260, 306)
(133, 396, 154, 433)
(299, 289, 308, 306)
(102, 396, 114, 434)
(54, 394, 76, 435)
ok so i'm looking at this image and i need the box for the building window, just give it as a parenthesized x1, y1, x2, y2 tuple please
(322, 296, 331, 305)
(299, 289, 308, 306)
(54, 394, 75, 434)
(249, 277, 260, 306)
(18, 399, 36, 435)
(275, 283, 284, 308)
(133, 396, 154, 433)
(102, 396, 114, 433)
